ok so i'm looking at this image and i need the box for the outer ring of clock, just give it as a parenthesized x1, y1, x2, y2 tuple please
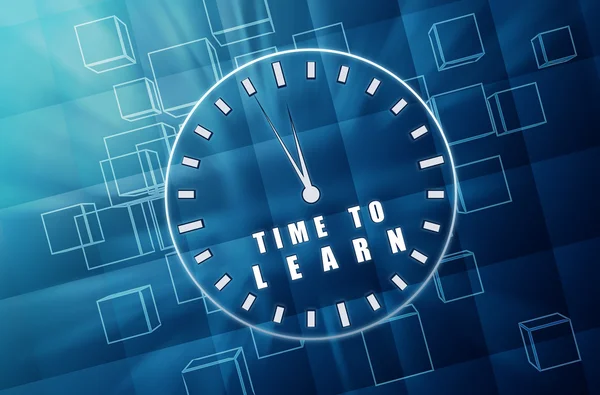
(165, 48, 458, 341)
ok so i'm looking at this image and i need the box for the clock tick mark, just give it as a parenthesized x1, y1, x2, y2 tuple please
(410, 249, 428, 264)
(182, 156, 200, 169)
(419, 155, 445, 169)
(272, 61, 286, 88)
(241, 293, 256, 311)
(214, 98, 232, 115)
(391, 274, 408, 290)
(427, 190, 445, 199)
(423, 221, 441, 232)
(194, 249, 212, 264)
(178, 219, 204, 234)
(411, 125, 429, 140)
(241, 78, 257, 96)
(366, 293, 381, 311)
(336, 302, 351, 327)
(177, 190, 195, 199)
(337, 65, 349, 84)
(273, 305, 285, 324)
(307, 310, 316, 328)
(194, 125, 213, 140)
(306, 61, 316, 79)
(366, 78, 381, 96)
(391, 98, 407, 115)
(214, 274, 232, 291)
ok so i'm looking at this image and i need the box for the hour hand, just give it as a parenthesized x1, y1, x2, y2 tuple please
(255, 99, 320, 204)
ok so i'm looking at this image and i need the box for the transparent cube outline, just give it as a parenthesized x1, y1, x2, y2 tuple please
(165, 251, 203, 304)
(292, 22, 350, 53)
(518, 313, 582, 372)
(456, 155, 512, 214)
(113, 77, 162, 122)
(433, 250, 484, 303)
(428, 13, 485, 71)
(106, 149, 163, 198)
(146, 197, 175, 252)
(96, 284, 161, 344)
(41, 203, 104, 254)
(147, 38, 223, 118)
(234, 46, 278, 69)
(361, 304, 434, 386)
(249, 327, 305, 360)
(487, 82, 547, 136)
(428, 83, 497, 145)
(404, 75, 431, 101)
(203, 292, 222, 315)
(531, 25, 577, 69)
(202, 0, 275, 47)
(76, 203, 156, 270)
(103, 122, 176, 160)
(182, 348, 255, 395)
(74, 15, 136, 74)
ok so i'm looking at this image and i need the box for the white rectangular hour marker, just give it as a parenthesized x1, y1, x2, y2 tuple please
(178, 190, 195, 199)
(272, 61, 286, 87)
(273, 306, 285, 324)
(215, 274, 231, 291)
(337, 65, 349, 84)
(423, 221, 441, 232)
(411, 249, 428, 264)
(306, 61, 316, 79)
(366, 78, 381, 96)
(391, 274, 408, 290)
(215, 98, 231, 115)
(391, 98, 407, 115)
(411, 125, 428, 140)
(307, 310, 316, 328)
(336, 302, 351, 327)
(366, 293, 381, 311)
(195, 249, 212, 264)
(194, 125, 212, 140)
(241, 78, 256, 96)
(242, 293, 256, 311)
(419, 155, 445, 169)
(178, 219, 204, 234)
(427, 190, 445, 199)
(182, 156, 200, 169)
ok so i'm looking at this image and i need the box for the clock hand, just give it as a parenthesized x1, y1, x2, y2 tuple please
(287, 106, 320, 204)
(255, 98, 320, 204)
(255, 98, 309, 185)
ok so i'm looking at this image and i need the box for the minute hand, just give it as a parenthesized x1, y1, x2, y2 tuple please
(255, 99, 320, 204)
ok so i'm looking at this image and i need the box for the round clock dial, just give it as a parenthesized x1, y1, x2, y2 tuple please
(166, 49, 457, 340)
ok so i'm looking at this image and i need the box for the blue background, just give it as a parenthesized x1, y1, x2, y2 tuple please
(0, 0, 599, 394)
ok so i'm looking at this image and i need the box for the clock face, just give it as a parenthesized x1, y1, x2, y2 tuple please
(165, 49, 457, 340)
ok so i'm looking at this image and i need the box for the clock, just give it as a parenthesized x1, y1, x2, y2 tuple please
(165, 49, 457, 340)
